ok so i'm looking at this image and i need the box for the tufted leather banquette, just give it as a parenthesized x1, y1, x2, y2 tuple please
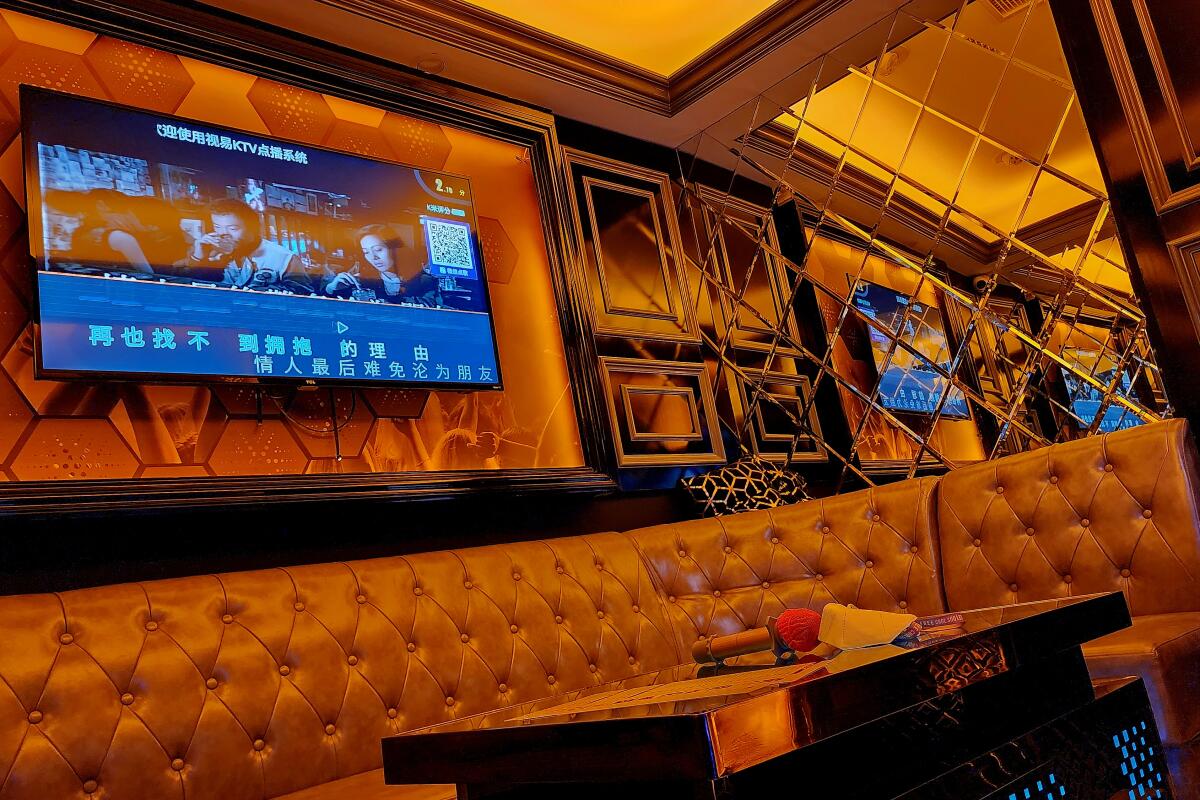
(0, 533, 685, 800)
(628, 476, 945, 644)
(937, 418, 1200, 752)
(0, 418, 1196, 799)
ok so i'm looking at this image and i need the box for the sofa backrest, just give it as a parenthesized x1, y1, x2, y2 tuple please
(624, 476, 945, 652)
(0, 531, 682, 800)
(937, 418, 1200, 616)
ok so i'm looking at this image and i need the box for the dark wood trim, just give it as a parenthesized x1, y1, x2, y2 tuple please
(0, 0, 620, 512)
(1047, 0, 1200, 431)
(0, 468, 616, 516)
(271, 0, 851, 118)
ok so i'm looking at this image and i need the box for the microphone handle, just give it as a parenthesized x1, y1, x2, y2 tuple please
(691, 625, 776, 664)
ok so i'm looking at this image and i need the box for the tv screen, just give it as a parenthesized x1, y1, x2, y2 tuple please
(1060, 347, 1143, 433)
(22, 87, 502, 389)
(850, 279, 970, 419)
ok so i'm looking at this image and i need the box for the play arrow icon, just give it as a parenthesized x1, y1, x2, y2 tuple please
(336, 321, 349, 334)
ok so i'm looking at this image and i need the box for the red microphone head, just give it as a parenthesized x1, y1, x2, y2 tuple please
(775, 608, 822, 653)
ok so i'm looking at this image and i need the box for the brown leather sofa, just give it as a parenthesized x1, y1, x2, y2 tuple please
(0, 420, 1195, 799)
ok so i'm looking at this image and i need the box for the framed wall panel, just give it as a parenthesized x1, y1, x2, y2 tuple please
(621, 384, 702, 442)
(599, 356, 724, 467)
(564, 148, 700, 344)
(732, 370, 826, 464)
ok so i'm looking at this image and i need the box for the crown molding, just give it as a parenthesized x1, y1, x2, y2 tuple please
(667, 0, 853, 111)
(312, 0, 849, 117)
(314, 0, 671, 113)
(743, 121, 1124, 298)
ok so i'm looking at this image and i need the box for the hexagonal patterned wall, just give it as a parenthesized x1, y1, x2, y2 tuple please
(0, 9, 584, 480)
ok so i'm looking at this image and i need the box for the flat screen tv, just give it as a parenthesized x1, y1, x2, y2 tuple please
(1060, 346, 1143, 433)
(849, 279, 970, 419)
(21, 87, 502, 389)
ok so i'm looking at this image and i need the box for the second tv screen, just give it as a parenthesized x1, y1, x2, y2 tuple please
(23, 87, 502, 388)
(850, 280, 970, 419)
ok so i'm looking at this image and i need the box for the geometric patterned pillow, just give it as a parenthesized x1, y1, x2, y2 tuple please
(680, 455, 810, 517)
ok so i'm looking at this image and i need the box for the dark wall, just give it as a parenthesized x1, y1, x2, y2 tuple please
(554, 117, 774, 206)
(0, 488, 695, 595)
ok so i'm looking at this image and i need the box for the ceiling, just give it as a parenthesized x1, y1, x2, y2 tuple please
(197, 0, 912, 148)
(772, 0, 1101, 241)
(193, 0, 1119, 289)
(456, 0, 781, 77)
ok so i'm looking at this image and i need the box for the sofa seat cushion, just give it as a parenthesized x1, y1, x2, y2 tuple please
(274, 770, 452, 799)
(1084, 612, 1200, 745)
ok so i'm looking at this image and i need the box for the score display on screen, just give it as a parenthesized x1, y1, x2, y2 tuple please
(850, 280, 970, 419)
(21, 87, 502, 389)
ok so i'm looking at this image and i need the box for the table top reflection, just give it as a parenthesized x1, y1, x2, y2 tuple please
(383, 591, 1131, 787)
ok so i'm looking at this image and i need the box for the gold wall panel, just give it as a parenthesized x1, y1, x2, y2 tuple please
(0, 8, 585, 481)
(599, 356, 724, 467)
(565, 148, 700, 344)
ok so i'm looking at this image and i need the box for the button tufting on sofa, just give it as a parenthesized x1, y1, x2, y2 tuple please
(1, 420, 1195, 800)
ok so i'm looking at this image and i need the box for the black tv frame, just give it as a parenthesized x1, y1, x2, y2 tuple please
(21, 84, 505, 392)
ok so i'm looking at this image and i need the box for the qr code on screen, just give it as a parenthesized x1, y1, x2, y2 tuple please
(425, 219, 474, 271)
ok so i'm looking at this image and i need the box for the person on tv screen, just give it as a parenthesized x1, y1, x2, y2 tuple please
(178, 198, 313, 294)
(323, 223, 443, 307)
(43, 189, 184, 276)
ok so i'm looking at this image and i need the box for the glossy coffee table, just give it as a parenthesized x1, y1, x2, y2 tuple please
(383, 592, 1171, 799)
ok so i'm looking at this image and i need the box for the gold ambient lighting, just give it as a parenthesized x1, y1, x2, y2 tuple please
(457, 0, 779, 76)
(665, 0, 1166, 482)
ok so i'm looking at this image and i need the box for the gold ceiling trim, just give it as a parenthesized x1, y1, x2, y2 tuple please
(312, 0, 850, 116)
(744, 122, 1124, 288)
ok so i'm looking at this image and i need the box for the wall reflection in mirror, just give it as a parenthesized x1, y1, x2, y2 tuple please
(648, 0, 1171, 485)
